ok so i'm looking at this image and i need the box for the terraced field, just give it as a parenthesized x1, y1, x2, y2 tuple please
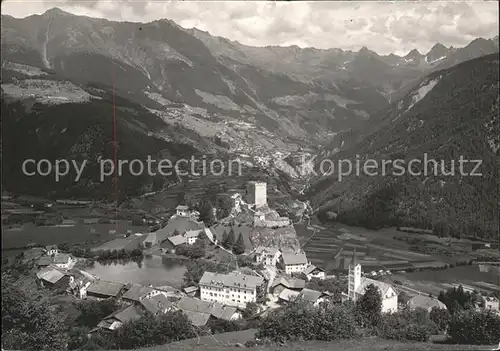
(295, 224, 446, 274)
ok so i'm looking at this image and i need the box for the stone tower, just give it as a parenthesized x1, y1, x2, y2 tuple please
(246, 181, 267, 208)
(347, 249, 362, 301)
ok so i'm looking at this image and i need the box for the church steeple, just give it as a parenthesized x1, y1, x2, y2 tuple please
(351, 248, 358, 267)
(347, 248, 361, 301)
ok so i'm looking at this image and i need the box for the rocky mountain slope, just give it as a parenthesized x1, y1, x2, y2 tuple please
(308, 53, 500, 240)
(1, 8, 498, 201)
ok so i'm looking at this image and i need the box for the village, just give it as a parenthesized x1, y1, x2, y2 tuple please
(11, 181, 496, 339)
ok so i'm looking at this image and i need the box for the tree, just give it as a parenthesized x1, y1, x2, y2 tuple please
(242, 302, 260, 319)
(233, 233, 245, 254)
(356, 283, 382, 326)
(438, 285, 476, 313)
(398, 291, 410, 306)
(376, 308, 437, 342)
(197, 200, 216, 226)
(76, 298, 120, 327)
(2, 275, 67, 350)
(67, 326, 90, 350)
(223, 228, 236, 249)
(429, 307, 450, 333)
(448, 310, 500, 345)
(256, 299, 357, 342)
(114, 311, 196, 349)
(172, 228, 180, 236)
(216, 195, 233, 219)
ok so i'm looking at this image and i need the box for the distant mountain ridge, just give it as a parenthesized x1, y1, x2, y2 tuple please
(1, 8, 499, 202)
(309, 53, 499, 240)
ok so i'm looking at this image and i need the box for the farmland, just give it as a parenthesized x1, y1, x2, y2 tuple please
(295, 222, 500, 297)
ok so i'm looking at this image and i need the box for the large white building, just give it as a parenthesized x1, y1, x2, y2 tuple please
(281, 251, 309, 274)
(342, 252, 398, 313)
(246, 181, 267, 208)
(199, 271, 265, 308)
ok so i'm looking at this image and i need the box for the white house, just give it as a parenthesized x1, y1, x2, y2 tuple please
(184, 229, 204, 245)
(281, 251, 309, 274)
(341, 252, 398, 313)
(483, 296, 500, 314)
(199, 271, 264, 308)
(304, 265, 326, 280)
(45, 245, 58, 256)
(176, 205, 189, 217)
(255, 246, 281, 266)
(52, 253, 73, 269)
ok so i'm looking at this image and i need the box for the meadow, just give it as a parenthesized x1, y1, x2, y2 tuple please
(2, 220, 149, 249)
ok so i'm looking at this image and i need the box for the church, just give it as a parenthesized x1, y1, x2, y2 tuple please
(341, 251, 398, 313)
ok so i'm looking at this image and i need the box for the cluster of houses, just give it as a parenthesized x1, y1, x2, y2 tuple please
(29, 180, 500, 337)
(37, 245, 76, 269)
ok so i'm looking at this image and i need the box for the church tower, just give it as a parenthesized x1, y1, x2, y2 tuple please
(347, 249, 362, 301)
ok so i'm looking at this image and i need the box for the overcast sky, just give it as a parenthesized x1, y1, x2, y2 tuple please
(2, 1, 498, 55)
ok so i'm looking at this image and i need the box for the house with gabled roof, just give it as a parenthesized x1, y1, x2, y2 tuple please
(199, 271, 264, 308)
(52, 253, 74, 269)
(139, 294, 173, 315)
(184, 229, 204, 245)
(45, 245, 58, 256)
(36, 266, 70, 290)
(304, 265, 326, 281)
(121, 284, 164, 303)
(254, 246, 281, 266)
(270, 276, 306, 296)
(98, 305, 143, 331)
(297, 288, 327, 306)
(280, 251, 309, 274)
(87, 280, 126, 299)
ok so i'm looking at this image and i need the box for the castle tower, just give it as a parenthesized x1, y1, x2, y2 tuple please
(246, 181, 267, 208)
(347, 249, 362, 301)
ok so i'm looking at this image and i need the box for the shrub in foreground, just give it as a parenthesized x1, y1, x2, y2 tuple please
(256, 299, 358, 343)
(376, 308, 438, 342)
(447, 310, 500, 345)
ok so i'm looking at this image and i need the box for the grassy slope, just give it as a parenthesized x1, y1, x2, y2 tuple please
(119, 330, 495, 351)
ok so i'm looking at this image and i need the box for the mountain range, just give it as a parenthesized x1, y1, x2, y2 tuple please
(1, 8, 499, 238)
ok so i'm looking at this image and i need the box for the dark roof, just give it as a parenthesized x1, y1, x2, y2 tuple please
(105, 305, 143, 323)
(122, 284, 157, 302)
(38, 256, 53, 266)
(45, 245, 58, 250)
(176, 297, 213, 314)
(183, 310, 211, 326)
(271, 276, 306, 290)
(140, 294, 172, 314)
(87, 280, 125, 297)
(36, 267, 66, 284)
(210, 303, 238, 321)
(304, 265, 324, 275)
(199, 271, 264, 290)
(282, 251, 308, 265)
(155, 217, 204, 242)
(298, 288, 323, 302)
(167, 235, 187, 246)
(176, 205, 189, 210)
(183, 286, 199, 293)
(53, 253, 71, 264)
